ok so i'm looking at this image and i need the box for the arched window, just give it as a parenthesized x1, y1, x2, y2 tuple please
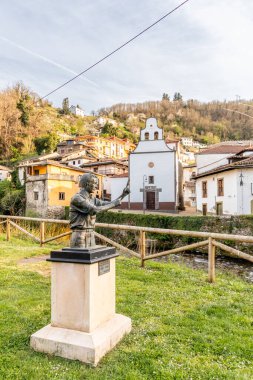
(145, 132, 149, 140)
(154, 131, 159, 140)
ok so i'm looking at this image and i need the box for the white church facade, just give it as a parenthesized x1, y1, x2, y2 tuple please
(118, 117, 178, 211)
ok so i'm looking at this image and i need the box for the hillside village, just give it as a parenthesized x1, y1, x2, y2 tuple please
(2, 2, 253, 376)
(1, 84, 253, 218)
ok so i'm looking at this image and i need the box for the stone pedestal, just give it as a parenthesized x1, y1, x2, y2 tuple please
(30, 246, 131, 366)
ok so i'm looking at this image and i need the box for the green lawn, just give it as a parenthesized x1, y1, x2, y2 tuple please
(0, 235, 253, 380)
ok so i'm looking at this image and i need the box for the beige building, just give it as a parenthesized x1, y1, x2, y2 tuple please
(75, 135, 135, 159)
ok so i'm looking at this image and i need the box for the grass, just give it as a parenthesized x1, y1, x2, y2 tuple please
(0, 235, 253, 379)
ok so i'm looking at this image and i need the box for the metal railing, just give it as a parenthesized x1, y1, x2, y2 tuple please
(0, 214, 253, 283)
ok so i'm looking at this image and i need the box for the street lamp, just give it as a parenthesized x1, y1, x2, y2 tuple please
(143, 174, 147, 214)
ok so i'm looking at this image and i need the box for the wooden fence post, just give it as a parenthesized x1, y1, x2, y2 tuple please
(6, 218, 10, 241)
(40, 221, 45, 246)
(208, 237, 215, 283)
(140, 231, 146, 267)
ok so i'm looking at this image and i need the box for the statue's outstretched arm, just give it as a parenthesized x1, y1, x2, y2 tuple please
(93, 183, 130, 213)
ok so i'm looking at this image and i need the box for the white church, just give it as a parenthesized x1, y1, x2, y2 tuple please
(112, 117, 179, 212)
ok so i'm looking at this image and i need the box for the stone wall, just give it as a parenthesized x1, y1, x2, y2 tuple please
(26, 179, 66, 219)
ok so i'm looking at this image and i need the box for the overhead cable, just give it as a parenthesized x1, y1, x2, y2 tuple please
(40, 0, 190, 100)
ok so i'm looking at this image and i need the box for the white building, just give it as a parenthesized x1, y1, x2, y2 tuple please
(0, 165, 11, 181)
(195, 151, 253, 215)
(183, 164, 196, 207)
(69, 105, 85, 117)
(196, 141, 253, 174)
(181, 137, 206, 149)
(111, 174, 128, 202)
(119, 117, 177, 211)
(181, 137, 193, 147)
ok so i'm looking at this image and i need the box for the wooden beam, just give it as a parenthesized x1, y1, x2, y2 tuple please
(96, 222, 253, 244)
(43, 231, 72, 244)
(94, 231, 140, 258)
(140, 231, 146, 267)
(40, 221, 45, 246)
(208, 237, 215, 283)
(212, 240, 253, 263)
(1, 214, 253, 244)
(0, 214, 69, 225)
(9, 220, 40, 243)
(143, 239, 209, 260)
(6, 218, 10, 241)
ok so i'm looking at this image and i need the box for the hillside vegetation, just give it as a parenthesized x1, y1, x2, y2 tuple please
(0, 83, 95, 162)
(1, 83, 253, 162)
(98, 93, 253, 145)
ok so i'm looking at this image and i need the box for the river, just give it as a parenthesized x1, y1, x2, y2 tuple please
(156, 251, 253, 283)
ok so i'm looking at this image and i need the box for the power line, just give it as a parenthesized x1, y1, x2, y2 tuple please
(222, 107, 253, 119)
(41, 0, 190, 100)
(239, 102, 253, 109)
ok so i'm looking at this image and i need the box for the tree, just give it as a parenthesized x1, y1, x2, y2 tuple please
(0, 189, 25, 215)
(62, 98, 70, 114)
(16, 94, 31, 127)
(162, 93, 170, 101)
(34, 132, 60, 155)
(173, 92, 183, 101)
(101, 123, 118, 136)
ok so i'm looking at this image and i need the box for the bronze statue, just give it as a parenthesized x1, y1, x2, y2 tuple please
(70, 173, 130, 248)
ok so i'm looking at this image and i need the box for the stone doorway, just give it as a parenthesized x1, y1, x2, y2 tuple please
(146, 191, 156, 210)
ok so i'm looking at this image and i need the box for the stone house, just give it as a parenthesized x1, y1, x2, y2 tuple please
(19, 160, 103, 218)
(80, 159, 128, 176)
(57, 140, 87, 155)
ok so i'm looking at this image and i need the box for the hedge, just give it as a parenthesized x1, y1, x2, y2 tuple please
(96, 211, 253, 254)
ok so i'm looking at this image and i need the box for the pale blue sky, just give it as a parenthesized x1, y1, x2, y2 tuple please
(0, 0, 253, 113)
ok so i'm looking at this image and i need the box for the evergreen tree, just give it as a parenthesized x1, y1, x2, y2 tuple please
(173, 92, 183, 101)
(162, 93, 170, 101)
(62, 98, 70, 114)
(16, 94, 31, 127)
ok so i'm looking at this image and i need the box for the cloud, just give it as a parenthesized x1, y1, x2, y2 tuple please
(0, 36, 98, 88)
(1, 0, 253, 112)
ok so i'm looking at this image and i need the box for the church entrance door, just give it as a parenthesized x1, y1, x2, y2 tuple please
(146, 191, 156, 210)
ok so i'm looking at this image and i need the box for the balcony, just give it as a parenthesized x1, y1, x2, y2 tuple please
(26, 173, 77, 182)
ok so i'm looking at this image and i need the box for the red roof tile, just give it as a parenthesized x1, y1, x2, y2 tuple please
(195, 154, 253, 178)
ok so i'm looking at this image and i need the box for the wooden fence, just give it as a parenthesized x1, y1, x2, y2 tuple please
(0, 214, 253, 283)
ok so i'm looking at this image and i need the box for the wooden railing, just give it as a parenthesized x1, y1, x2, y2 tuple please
(0, 215, 253, 283)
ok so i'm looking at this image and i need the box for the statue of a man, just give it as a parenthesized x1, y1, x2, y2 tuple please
(69, 173, 130, 248)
